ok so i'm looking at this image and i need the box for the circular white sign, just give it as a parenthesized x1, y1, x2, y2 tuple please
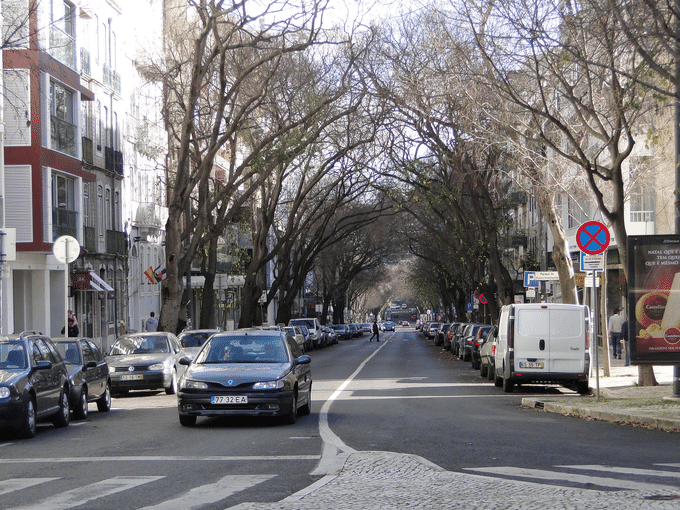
(53, 235, 80, 263)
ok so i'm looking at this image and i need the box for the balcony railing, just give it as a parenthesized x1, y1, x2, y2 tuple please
(52, 208, 78, 240)
(49, 27, 75, 69)
(83, 226, 96, 252)
(81, 48, 91, 75)
(105, 147, 124, 175)
(106, 230, 127, 256)
(103, 63, 122, 94)
(51, 116, 77, 157)
(630, 210, 655, 223)
(82, 137, 93, 165)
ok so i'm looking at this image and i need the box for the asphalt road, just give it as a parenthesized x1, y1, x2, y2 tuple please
(1, 326, 678, 509)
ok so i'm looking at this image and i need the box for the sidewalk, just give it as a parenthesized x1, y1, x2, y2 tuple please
(521, 352, 680, 432)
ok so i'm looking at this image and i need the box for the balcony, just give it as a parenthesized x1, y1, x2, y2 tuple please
(51, 116, 77, 157)
(105, 147, 124, 175)
(103, 63, 122, 94)
(52, 208, 78, 240)
(82, 137, 93, 165)
(81, 48, 91, 75)
(106, 230, 127, 256)
(83, 226, 96, 252)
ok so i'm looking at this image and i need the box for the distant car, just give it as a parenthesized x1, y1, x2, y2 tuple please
(479, 326, 498, 380)
(361, 323, 372, 334)
(348, 323, 360, 337)
(106, 332, 186, 396)
(425, 323, 439, 339)
(435, 323, 450, 346)
(54, 338, 111, 419)
(402, 321, 410, 327)
(0, 331, 71, 438)
(178, 329, 220, 360)
(322, 326, 338, 345)
(458, 324, 486, 362)
(470, 325, 494, 370)
(177, 329, 312, 426)
(284, 326, 306, 352)
(382, 321, 395, 332)
(330, 324, 351, 340)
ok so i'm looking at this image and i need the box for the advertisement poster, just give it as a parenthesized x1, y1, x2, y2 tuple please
(627, 235, 680, 365)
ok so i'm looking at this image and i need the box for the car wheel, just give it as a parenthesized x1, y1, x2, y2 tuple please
(299, 385, 312, 416)
(97, 382, 112, 412)
(480, 362, 488, 378)
(283, 392, 297, 425)
(487, 364, 495, 381)
(179, 414, 197, 426)
(502, 375, 514, 393)
(52, 389, 70, 428)
(74, 386, 88, 420)
(17, 396, 37, 439)
(165, 369, 178, 395)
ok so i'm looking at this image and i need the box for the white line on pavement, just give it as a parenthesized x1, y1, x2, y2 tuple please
(558, 464, 680, 479)
(1, 455, 319, 463)
(0, 478, 60, 496)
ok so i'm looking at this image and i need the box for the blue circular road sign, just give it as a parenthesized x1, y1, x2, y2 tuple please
(576, 221, 610, 255)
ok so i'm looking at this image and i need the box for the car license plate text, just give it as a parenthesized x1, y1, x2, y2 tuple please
(120, 374, 143, 380)
(519, 361, 544, 369)
(211, 395, 248, 404)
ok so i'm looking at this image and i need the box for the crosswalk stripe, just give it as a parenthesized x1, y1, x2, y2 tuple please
(558, 464, 680, 479)
(464, 467, 680, 492)
(0, 478, 59, 496)
(138, 474, 275, 510)
(12, 476, 164, 510)
(1, 455, 318, 463)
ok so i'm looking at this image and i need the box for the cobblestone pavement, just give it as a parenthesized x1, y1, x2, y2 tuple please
(226, 358, 680, 510)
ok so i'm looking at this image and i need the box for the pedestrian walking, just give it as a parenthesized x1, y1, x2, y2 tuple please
(369, 320, 380, 342)
(608, 307, 624, 359)
(61, 310, 79, 337)
(620, 319, 630, 366)
(145, 311, 158, 332)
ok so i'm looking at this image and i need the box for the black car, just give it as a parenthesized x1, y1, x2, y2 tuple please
(106, 332, 186, 396)
(0, 331, 71, 438)
(178, 329, 221, 361)
(54, 338, 111, 419)
(177, 329, 312, 426)
(470, 325, 494, 370)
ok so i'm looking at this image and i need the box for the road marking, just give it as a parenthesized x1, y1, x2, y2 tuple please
(12, 476, 163, 510)
(465, 466, 680, 492)
(1, 455, 319, 464)
(139, 474, 275, 510)
(558, 464, 680, 479)
(0, 478, 59, 496)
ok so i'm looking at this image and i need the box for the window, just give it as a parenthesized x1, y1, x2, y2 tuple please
(630, 184, 656, 223)
(568, 196, 590, 229)
(95, 100, 102, 151)
(97, 185, 104, 236)
(83, 183, 90, 227)
(50, 0, 75, 67)
(105, 188, 111, 230)
(50, 81, 76, 156)
(51, 173, 77, 240)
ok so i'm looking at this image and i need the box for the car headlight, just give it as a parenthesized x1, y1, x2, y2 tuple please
(252, 380, 284, 390)
(0, 387, 10, 399)
(148, 363, 166, 371)
(182, 379, 208, 390)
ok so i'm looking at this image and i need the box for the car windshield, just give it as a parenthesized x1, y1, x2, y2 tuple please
(55, 341, 81, 364)
(290, 319, 315, 329)
(109, 335, 169, 355)
(0, 342, 27, 369)
(195, 335, 288, 364)
(179, 332, 213, 348)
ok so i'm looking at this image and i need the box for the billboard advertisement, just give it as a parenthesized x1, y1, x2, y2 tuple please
(627, 235, 680, 365)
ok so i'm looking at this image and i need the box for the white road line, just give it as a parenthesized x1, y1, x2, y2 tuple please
(12, 476, 164, 510)
(0, 478, 59, 496)
(1, 455, 319, 464)
(465, 466, 680, 492)
(558, 464, 680, 479)
(138, 474, 275, 510)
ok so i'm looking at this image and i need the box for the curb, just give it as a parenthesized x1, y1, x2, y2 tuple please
(521, 397, 680, 433)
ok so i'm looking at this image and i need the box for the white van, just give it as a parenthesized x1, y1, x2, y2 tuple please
(290, 318, 322, 349)
(493, 303, 591, 394)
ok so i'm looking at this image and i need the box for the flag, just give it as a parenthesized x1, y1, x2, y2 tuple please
(144, 267, 157, 284)
(154, 265, 167, 283)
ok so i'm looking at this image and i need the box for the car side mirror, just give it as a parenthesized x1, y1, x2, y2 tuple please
(179, 356, 192, 366)
(294, 355, 311, 365)
(35, 360, 52, 370)
(85, 361, 97, 369)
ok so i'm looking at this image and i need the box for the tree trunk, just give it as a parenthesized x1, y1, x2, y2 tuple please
(198, 239, 218, 329)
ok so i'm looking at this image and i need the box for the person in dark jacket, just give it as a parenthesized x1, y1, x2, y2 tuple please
(369, 320, 380, 342)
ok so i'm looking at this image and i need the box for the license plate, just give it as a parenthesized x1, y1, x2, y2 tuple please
(211, 396, 248, 404)
(120, 374, 143, 380)
(519, 361, 544, 369)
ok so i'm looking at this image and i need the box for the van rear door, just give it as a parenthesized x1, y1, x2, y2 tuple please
(515, 306, 550, 373)
(548, 306, 587, 373)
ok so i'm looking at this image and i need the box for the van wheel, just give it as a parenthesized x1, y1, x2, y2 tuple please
(575, 381, 590, 395)
(480, 363, 488, 378)
(502, 375, 514, 393)
(488, 365, 495, 381)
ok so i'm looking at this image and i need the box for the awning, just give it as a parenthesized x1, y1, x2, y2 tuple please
(90, 271, 114, 291)
(89, 280, 104, 292)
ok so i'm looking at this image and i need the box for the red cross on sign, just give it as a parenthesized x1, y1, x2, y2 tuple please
(576, 221, 610, 255)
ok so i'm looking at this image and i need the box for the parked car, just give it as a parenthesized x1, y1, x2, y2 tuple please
(290, 318, 323, 349)
(54, 338, 111, 419)
(435, 323, 450, 347)
(451, 323, 469, 357)
(424, 323, 440, 339)
(479, 326, 498, 380)
(361, 323, 372, 334)
(177, 328, 312, 426)
(444, 322, 461, 351)
(330, 324, 351, 340)
(402, 321, 410, 327)
(297, 325, 312, 351)
(284, 326, 306, 352)
(494, 303, 591, 394)
(323, 326, 338, 345)
(0, 331, 71, 438)
(457, 323, 486, 362)
(178, 329, 221, 361)
(382, 321, 395, 332)
(470, 325, 494, 370)
(106, 332, 186, 396)
(348, 323, 360, 337)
